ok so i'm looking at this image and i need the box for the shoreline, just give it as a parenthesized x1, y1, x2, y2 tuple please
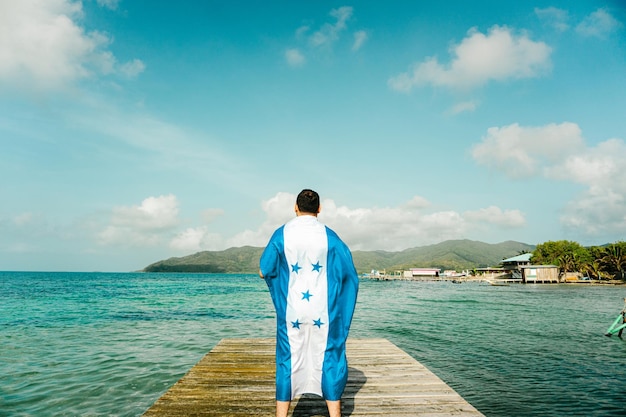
(360, 275, 626, 285)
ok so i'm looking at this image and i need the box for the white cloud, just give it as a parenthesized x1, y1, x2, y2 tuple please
(110, 195, 179, 230)
(403, 195, 431, 209)
(13, 212, 34, 227)
(352, 30, 368, 51)
(96, 0, 120, 10)
(535, 7, 622, 38)
(98, 195, 180, 246)
(287, 6, 364, 65)
(198, 192, 295, 251)
(535, 7, 570, 32)
(202, 208, 225, 223)
(320, 198, 525, 250)
(0, 211, 82, 255)
(310, 6, 353, 48)
(0, 0, 143, 92)
(166, 125, 626, 254)
(388, 25, 552, 92)
(170, 226, 224, 253)
(261, 192, 298, 224)
(295, 25, 310, 39)
(18, 189, 528, 263)
(285, 48, 306, 67)
(549, 138, 626, 236)
(471, 122, 584, 178)
(448, 100, 479, 115)
(576, 8, 622, 38)
(464, 206, 526, 228)
(304, 197, 435, 251)
(119, 59, 146, 78)
(168, 208, 226, 253)
(544, 139, 623, 185)
(4, 212, 47, 239)
(471, 123, 626, 238)
(220, 192, 525, 252)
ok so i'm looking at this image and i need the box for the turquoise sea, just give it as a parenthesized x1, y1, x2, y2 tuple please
(1, 272, 626, 416)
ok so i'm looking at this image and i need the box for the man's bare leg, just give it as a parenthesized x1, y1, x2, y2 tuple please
(276, 400, 290, 417)
(326, 400, 341, 417)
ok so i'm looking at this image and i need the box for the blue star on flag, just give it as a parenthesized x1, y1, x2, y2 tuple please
(312, 261, 323, 272)
(291, 262, 302, 273)
(291, 319, 301, 329)
(301, 290, 313, 301)
(313, 318, 324, 328)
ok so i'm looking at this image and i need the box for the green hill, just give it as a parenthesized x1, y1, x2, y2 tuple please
(142, 246, 264, 273)
(142, 240, 534, 274)
(352, 239, 533, 272)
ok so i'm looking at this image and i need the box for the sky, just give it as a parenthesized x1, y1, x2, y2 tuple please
(1, 0, 625, 272)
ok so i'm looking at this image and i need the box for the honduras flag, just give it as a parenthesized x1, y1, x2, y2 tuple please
(260, 215, 359, 401)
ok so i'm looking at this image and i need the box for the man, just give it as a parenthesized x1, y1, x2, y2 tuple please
(259, 189, 359, 417)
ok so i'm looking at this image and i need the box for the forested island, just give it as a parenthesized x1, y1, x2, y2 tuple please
(143, 239, 533, 274)
(142, 239, 626, 281)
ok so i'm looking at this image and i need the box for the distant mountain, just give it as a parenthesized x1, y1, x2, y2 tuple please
(143, 246, 264, 273)
(351, 239, 534, 272)
(142, 240, 534, 274)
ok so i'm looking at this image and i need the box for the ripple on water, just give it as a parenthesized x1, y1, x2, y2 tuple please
(2, 273, 626, 416)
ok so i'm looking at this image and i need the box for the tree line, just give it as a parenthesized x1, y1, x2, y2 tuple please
(530, 240, 626, 281)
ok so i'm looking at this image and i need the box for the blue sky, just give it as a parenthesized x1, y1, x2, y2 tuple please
(1, 0, 625, 272)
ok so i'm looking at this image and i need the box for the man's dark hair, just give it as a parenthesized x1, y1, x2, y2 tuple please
(296, 189, 320, 214)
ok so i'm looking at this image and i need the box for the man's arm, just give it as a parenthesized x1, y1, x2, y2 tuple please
(259, 226, 285, 280)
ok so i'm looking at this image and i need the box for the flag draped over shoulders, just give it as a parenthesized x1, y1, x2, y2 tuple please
(260, 215, 359, 401)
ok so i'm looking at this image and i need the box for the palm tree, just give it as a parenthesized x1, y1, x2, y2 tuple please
(557, 252, 579, 275)
(601, 244, 626, 281)
(582, 260, 605, 280)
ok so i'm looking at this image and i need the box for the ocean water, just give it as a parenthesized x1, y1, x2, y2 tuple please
(1, 272, 625, 417)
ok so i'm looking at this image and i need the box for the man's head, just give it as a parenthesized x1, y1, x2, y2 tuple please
(296, 189, 320, 215)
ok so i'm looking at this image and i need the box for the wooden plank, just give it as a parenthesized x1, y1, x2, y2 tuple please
(143, 338, 484, 417)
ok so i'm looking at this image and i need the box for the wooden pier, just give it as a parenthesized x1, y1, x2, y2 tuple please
(143, 338, 484, 416)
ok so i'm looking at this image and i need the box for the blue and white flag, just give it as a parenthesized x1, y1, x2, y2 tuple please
(260, 215, 359, 401)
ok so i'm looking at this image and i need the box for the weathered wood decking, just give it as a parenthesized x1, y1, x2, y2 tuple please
(143, 338, 484, 416)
